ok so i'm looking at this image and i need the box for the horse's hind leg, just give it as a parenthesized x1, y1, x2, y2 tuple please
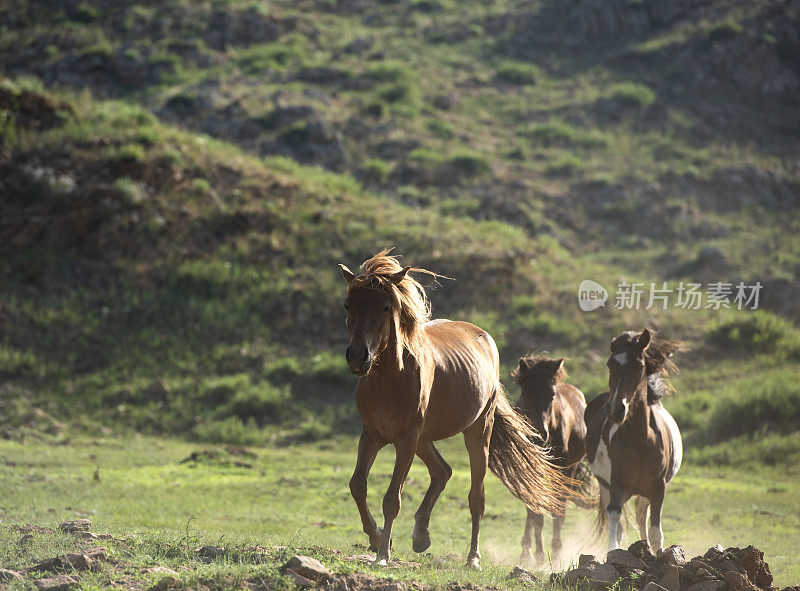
(519, 509, 545, 565)
(412, 442, 452, 553)
(635, 496, 650, 543)
(463, 404, 494, 570)
(350, 429, 386, 551)
(551, 508, 565, 563)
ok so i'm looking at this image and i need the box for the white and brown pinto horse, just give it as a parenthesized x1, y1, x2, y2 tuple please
(338, 251, 574, 568)
(585, 329, 684, 552)
(513, 355, 588, 565)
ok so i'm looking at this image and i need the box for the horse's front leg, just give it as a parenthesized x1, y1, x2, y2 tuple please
(376, 431, 419, 566)
(607, 480, 630, 551)
(350, 428, 386, 551)
(647, 480, 666, 552)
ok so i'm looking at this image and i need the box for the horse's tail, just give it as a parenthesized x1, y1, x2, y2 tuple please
(570, 460, 599, 510)
(488, 389, 586, 516)
(592, 488, 608, 541)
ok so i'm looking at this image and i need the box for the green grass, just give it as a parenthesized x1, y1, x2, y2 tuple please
(0, 437, 797, 587)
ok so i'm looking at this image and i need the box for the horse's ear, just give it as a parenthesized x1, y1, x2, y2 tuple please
(556, 358, 565, 370)
(390, 266, 411, 284)
(518, 358, 528, 372)
(638, 328, 651, 350)
(339, 264, 356, 284)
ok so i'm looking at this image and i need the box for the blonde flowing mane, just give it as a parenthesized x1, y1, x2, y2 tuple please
(346, 249, 441, 369)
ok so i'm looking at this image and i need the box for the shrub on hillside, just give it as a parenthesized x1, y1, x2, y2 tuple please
(709, 311, 800, 359)
(709, 373, 800, 441)
(495, 61, 540, 85)
(449, 151, 491, 177)
(607, 82, 656, 109)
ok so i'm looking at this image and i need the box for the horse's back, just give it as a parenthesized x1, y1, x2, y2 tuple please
(423, 319, 500, 376)
(650, 402, 682, 483)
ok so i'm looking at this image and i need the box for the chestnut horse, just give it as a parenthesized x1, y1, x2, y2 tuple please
(585, 329, 685, 552)
(513, 355, 588, 565)
(338, 251, 574, 568)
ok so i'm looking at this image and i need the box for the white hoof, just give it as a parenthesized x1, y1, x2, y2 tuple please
(372, 558, 388, 567)
(467, 556, 481, 570)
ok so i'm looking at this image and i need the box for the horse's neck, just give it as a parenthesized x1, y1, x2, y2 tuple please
(621, 382, 651, 438)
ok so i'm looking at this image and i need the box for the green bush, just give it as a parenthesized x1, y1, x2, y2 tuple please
(495, 61, 540, 85)
(377, 82, 417, 104)
(710, 373, 800, 441)
(218, 381, 292, 426)
(114, 177, 146, 206)
(449, 151, 491, 177)
(409, 147, 445, 165)
(708, 311, 800, 359)
(545, 154, 585, 177)
(192, 178, 211, 194)
(607, 82, 656, 109)
(515, 310, 582, 344)
(364, 61, 415, 83)
(362, 158, 392, 184)
(191, 417, 264, 446)
(117, 143, 146, 163)
(439, 197, 479, 217)
(425, 119, 455, 140)
(236, 39, 307, 73)
(522, 120, 609, 150)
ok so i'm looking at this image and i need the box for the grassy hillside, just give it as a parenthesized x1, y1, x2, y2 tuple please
(1, 0, 798, 472)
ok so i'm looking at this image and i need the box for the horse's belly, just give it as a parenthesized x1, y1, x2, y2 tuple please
(419, 377, 491, 442)
(653, 406, 682, 482)
(590, 438, 612, 488)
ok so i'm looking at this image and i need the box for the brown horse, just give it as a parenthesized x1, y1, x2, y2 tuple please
(513, 355, 588, 565)
(585, 329, 685, 552)
(338, 251, 574, 568)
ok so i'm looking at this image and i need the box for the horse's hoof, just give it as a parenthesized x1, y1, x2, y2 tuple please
(372, 558, 388, 567)
(368, 529, 384, 552)
(518, 551, 534, 568)
(412, 532, 431, 553)
(466, 556, 481, 571)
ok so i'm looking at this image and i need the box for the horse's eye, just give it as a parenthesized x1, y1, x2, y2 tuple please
(344, 305, 349, 312)
(383, 305, 391, 313)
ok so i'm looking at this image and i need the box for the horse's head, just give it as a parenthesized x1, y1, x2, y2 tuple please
(339, 263, 410, 376)
(513, 356, 566, 389)
(606, 329, 651, 425)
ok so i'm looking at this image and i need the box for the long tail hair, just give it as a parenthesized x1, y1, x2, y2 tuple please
(488, 390, 587, 515)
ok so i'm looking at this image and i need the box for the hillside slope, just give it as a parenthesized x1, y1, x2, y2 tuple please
(1, 0, 799, 451)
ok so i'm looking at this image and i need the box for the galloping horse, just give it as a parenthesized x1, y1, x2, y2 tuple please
(585, 329, 685, 552)
(338, 251, 574, 568)
(513, 355, 588, 565)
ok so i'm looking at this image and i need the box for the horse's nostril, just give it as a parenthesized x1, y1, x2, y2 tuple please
(362, 348, 369, 363)
(346, 346, 352, 363)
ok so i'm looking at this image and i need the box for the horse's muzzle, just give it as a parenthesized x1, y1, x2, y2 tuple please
(346, 345, 372, 377)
